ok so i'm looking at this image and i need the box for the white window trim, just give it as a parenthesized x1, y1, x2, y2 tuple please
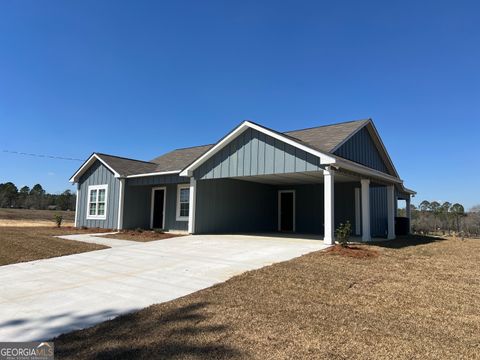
(86, 184, 108, 220)
(176, 184, 190, 221)
(278, 190, 296, 232)
(150, 186, 167, 229)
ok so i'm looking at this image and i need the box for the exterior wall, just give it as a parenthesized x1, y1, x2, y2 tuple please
(193, 128, 322, 180)
(194, 179, 358, 235)
(334, 127, 389, 174)
(370, 186, 388, 237)
(123, 175, 189, 231)
(195, 179, 277, 233)
(76, 160, 120, 229)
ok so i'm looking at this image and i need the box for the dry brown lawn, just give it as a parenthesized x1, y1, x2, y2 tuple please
(102, 230, 184, 242)
(54, 236, 480, 359)
(0, 226, 108, 266)
(0, 208, 75, 227)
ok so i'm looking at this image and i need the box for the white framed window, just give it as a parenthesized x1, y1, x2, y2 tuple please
(176, 184, 190, 221)
(86, 184, 108, 220)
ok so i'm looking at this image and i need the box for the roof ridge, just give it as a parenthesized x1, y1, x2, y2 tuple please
(283, 118, 370, 134)
(95, 152, 156, 165)
(170, 144, 214, 151)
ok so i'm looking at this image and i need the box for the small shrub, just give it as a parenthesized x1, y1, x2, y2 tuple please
(135, 227, 144, 233)
(336, 221, 352, 247)
(54, 214, 63, 228)
(153, 228, 164, 234)
(81, 226, 88, 230)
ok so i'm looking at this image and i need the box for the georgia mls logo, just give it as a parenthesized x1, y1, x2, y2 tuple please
(0, 341, 54, 360)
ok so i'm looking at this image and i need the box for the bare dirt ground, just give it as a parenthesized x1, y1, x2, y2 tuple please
(53, 235, 480, 359)
(101, 230, 184, 242)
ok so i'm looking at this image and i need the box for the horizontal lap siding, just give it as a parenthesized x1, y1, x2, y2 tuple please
(194, 128, 321, 180)
(334, 127, 389, 174)
(77, 161, 119, 229)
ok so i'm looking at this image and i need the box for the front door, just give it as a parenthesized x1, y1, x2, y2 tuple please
(279, 190, 295, 232)
(152, 188, 165, 229)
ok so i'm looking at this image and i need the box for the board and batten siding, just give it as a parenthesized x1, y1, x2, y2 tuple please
(334, 127, 389, 174)
(193, 128, 322, 180)
(77, 160, 120, 229)
(123, 176, 189, 231)
(370, 186, 388, 237)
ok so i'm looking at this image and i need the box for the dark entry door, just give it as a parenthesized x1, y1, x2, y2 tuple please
(279, 191, 294, 232)
(152, 189, 165, 229)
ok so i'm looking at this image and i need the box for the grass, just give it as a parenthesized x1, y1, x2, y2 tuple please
(0, 227, 108, 266)
(53, 235, 480, 359)
(0, 208, 75, 227)
(101, 230, 184, 242)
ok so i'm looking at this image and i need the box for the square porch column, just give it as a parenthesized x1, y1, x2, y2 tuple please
(188, 178, 197, 234)
(361, 179, 371, 241)
(324, 167, 335, 245)
(406, 197, 412, 234)
(387, 185, 395, 239)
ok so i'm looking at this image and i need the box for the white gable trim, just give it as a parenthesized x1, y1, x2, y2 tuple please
(126, 170, 181, 178)
(69, 153, 121, 183)
(180, 121, 336, 177)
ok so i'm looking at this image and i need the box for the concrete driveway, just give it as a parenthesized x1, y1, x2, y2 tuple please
(0, 234, 329, 341)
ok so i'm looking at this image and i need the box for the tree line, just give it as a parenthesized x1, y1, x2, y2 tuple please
(408, 200, 480, 236)
(0, 182, 76, 211)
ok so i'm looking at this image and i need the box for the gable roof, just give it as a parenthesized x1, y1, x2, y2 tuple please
(150, 145, 214, 172)
(70, 118, 403, 183)
(284, 119, 370, 153)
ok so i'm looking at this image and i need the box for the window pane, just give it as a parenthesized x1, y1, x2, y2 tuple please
(90, 189, 97, 202)
(98, 189, 106, 202)
(180, 188, 189, 203)
(89, 203, 97, 215)
(98, 202, 105, 216)
(180, 203, 189, 217)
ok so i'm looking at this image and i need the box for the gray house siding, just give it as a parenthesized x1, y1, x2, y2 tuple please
(123, 176, 189, 231)
(334, 127, 389, 174)
(195, 179, 277, 233)
(77, 160, 120, 229)
(370, 186, 388, 237)
(193, 128, 322, 180)
(194, 179, 359, 235)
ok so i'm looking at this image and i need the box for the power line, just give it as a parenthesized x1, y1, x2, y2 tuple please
(2, 150, 85, 162)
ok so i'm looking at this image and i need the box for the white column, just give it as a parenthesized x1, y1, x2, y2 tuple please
(74, 184, 80, 228)
(361, 179, 371, 242)
(406, 197, 412, 234)
(387, 185, 395, 240)
(117, 178, 125, 230)
(188, 177, 197, 234)
(324, 167, 335, 245)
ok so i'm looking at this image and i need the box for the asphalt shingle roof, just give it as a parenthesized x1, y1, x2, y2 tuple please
(93, 119, 370, 177)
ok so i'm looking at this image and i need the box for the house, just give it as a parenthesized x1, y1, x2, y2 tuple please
(69, 119, 415, 245)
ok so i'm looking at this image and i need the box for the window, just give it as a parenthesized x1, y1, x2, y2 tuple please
(87, 185, 108, 220)
(176, 184, 190, 221)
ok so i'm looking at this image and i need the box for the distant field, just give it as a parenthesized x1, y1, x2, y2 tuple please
(0, 208, 75, 227)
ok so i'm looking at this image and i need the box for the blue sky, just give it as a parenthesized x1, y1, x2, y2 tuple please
(0, 0, 478, 209)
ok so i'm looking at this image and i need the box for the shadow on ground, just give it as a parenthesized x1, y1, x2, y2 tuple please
(53, 302, 243, 359)
(370, 235, 447, 249)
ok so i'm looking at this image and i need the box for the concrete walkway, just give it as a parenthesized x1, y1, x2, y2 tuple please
(57, 233, 139, 248)
(0, 234, 329, 341)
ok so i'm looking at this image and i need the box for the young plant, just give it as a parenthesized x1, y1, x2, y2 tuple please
(336, 221, 352, 247)
(54, 214, 63, 228)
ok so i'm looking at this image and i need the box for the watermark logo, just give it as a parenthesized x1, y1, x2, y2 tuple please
(0, 342, 54, 360)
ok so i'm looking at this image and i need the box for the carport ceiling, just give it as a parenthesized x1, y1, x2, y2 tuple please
(233, 171, 355, 185)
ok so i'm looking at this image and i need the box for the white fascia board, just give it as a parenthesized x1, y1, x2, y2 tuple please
(336, 158, 402, 184)
(69, 153, 121, 183)
(126, 170, 181, 178)
(180, 121, 336, 177)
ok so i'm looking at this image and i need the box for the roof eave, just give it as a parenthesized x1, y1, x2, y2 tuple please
(69, 153, 121, 183)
